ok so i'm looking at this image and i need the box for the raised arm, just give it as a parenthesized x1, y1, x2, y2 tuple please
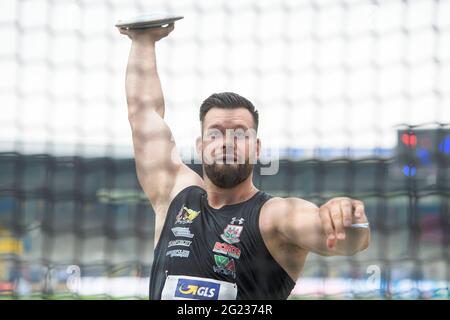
(118, 25, 203, 218)
(262, 197, 370, 257)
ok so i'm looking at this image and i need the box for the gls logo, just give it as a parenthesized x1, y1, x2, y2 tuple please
(175, 278, 220, 300)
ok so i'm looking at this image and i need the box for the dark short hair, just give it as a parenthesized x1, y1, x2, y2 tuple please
(199, 92, 259, 131)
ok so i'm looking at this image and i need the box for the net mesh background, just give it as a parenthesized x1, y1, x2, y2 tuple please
(0, 0, 449, 299)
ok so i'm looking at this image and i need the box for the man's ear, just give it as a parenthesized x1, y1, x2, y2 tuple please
(196, 136, 203, 160)
(256, 138, 261, 159)
(249, 136, 261, 165)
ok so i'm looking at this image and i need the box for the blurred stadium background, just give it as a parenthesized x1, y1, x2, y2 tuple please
(0, 0, 449, 299)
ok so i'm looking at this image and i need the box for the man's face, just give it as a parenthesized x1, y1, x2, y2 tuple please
(198, 107, 260, 189)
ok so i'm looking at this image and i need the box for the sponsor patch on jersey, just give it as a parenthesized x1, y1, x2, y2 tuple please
(161, 275, 237, 300)
(213, 242, 241, 259)
(175, 206, 200, 224)
(213, 254, 236, 278)
(175, 278, 220, 300)
(220, 224, 243, 244)
(168, 239, 192, 248)
(171, 227, 195, 238)
(166, 249, 190, 258)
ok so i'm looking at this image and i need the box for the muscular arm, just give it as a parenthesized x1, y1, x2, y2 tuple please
(262, 197, 370, 257)
(119, 25, 203, 216)
(125, 33, 165, 118)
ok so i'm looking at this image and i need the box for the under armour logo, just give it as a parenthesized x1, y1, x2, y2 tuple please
(231, 217, 245, 225)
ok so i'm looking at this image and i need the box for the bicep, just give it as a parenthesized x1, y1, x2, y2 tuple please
(130, 110, 202, 210)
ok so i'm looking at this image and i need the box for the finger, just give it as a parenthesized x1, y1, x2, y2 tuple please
(354, 205, 365, 220)
(327, 237, 337, 250)
(352, 200, 365, 218)
(340, 199, 353, 227)
(319, 207, 336, 249)
(162, 23, 175, 34)
(118, 27, 129, 35)
(330, 203, 345, 240)
(165, 22, 175, 29)
(319, 206, 336, 247)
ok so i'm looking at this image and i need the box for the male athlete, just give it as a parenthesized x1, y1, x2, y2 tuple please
(118, 23, 370, 300)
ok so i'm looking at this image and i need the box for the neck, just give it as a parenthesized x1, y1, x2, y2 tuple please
(204, 174, 259, 209)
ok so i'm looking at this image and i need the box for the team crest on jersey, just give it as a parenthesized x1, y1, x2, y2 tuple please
(220, 224, 243, 244)
(213, 254, 236, 278)
(175, 206, 200, 224)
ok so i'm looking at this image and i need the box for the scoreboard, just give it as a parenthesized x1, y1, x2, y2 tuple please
(396, 127, 450, 177)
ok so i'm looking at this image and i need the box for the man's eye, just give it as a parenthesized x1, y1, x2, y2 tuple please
(234, 131, 246, 139)
(207, 131, 220, 139)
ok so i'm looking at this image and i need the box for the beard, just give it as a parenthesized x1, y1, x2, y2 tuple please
(203, 162, 253, 189)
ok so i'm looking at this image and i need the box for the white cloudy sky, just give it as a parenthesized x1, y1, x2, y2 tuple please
(0, 0, 449, 158)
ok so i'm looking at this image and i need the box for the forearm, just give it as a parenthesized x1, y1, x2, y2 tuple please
(125, 38, 165, 121)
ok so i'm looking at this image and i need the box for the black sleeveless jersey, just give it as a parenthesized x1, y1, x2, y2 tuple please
(149, 185, 296, 300)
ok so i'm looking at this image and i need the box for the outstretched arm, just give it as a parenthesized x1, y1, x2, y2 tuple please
(263, 197, 370, 256)
(118, 25, 202, 217)
(120, 25, 170, 118)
